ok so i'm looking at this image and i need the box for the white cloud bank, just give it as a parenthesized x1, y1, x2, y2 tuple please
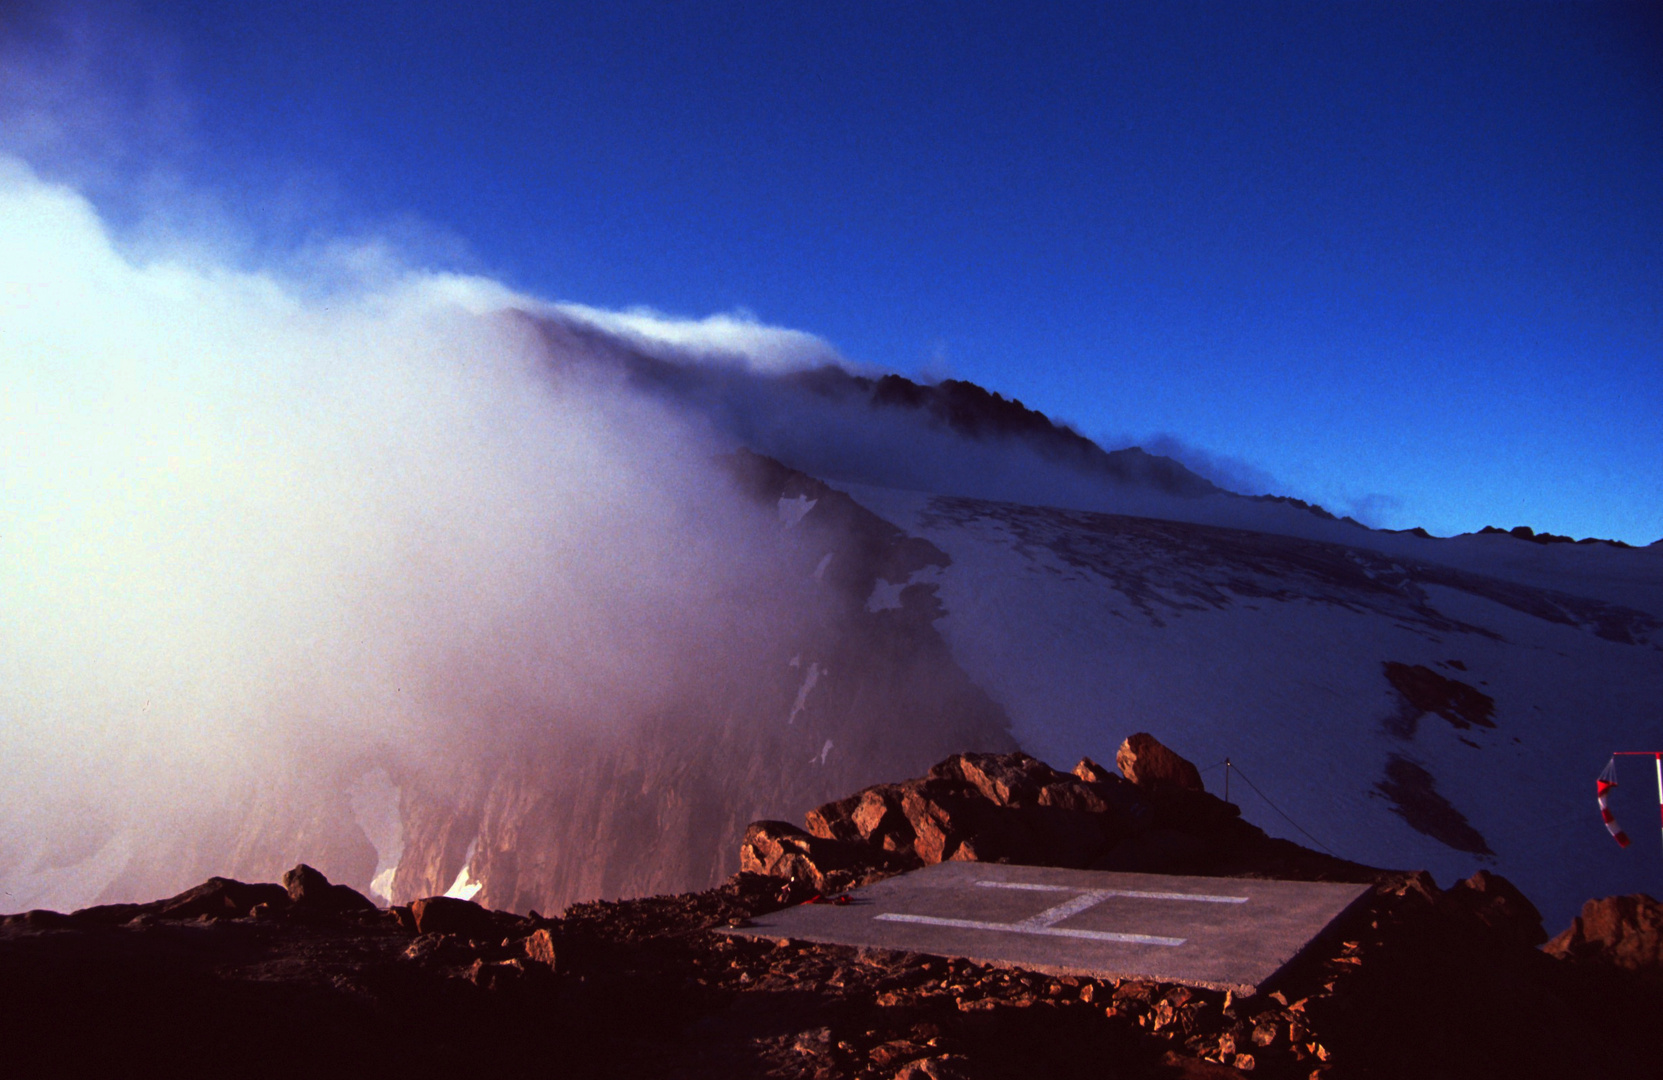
(0, 156, 821, 909)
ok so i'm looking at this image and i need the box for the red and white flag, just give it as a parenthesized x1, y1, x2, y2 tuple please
(1597, 757, 1631, 848)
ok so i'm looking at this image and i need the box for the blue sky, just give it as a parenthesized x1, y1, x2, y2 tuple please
(9, 1, 1663, 542)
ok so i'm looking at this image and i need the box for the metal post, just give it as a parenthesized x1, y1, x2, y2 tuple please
(1655, 752, 1662, 860)
(1224, 758, 1231, 805)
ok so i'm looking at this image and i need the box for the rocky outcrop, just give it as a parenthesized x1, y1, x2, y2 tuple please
(739, 821, 878, 892)
(1477, 524, 1633, 548)
(758, 745, 1380, 891)
(151, 876, 292, 921)
(1545, 893, 1663, 979)
(12, 865, 375, 927)
(8, 762, 1662, 1079)
(800, 750, 1152, 875)
(283, 863, 378, 914)
(1382, 661, 1496, 731)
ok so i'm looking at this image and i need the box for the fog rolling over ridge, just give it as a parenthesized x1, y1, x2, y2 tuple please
(0, 157, 1023, 912)
(0, 153, 1225, 913)
(5, 156, 1663, 926)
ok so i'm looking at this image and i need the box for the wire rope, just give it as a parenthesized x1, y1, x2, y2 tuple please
(1225, 761, 1339, 856)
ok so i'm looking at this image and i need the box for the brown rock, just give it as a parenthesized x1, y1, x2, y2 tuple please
(282, 863, 330, 901)
(853, 789, 911, 844)
(409, 895, 499, 939)
(465, 957, 526, 990)
(893, 1054, 973, 1080)
(402, 931, 473, 964)
(1116, 733, 1205, 792)
(154, 876, 291, 920)
(809, 786, 917, 852)
(522, 927, 557, 970)
(899, 782, 1001, 864)
(948, 829, 1021, 864)
(869, 1040, 924, 1068)
(790, 1027, 833, 1058)
(940, 752, 1057, 807)
(909, 817, 955, 864)
(801, 752, 1163, 872)
(2, 909, 78, 928)
(1392, 869, 1441, 906)
(1446, 869, 1547, 947)
(1073, 756, 1115, 784)
(805, 793, 864, 842)
(899, 786, 957, 864)
(1545, 893, 1663, 977)
(282, 864, 377, 914)
(739, 820, 866, 889)
(1036, 780, 1113, 814)
(1157, 1050, 1251, 1078)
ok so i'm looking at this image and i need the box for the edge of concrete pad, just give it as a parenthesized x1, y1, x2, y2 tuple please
(1245, 882, 1374, 997)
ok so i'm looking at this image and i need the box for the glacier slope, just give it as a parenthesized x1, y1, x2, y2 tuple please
(847, 484, 1663, 927)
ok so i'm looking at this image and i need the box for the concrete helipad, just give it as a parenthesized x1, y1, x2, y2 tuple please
(726, 862, 1370, 994)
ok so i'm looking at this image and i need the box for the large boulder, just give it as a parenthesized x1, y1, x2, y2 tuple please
(1115, 733, 1205, 793)
(1545, 893, 1663, 978)
(282, 864, 378, 914)
(409, 895, 501, 939)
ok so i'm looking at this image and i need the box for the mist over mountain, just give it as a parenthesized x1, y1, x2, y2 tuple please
(522, 308, 1220, 502)
(4, 156, 1662, 932)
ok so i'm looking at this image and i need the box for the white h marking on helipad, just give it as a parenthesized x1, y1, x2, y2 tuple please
(872, 879, 1251, 948)
(975, 881, 1250, 904)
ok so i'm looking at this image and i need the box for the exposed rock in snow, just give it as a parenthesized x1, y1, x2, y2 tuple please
(840, 483, 1663, 927)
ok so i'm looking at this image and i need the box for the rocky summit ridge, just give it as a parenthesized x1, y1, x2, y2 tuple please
(4, 736, 1660, 1080)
